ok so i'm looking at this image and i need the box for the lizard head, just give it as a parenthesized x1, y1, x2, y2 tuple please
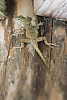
(13, 15, 26, 26)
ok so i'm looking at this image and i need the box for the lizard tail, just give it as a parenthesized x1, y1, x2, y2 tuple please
(32, 43, 48, 67)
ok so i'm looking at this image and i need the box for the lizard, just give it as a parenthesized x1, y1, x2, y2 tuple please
(13, 15, 57, 67)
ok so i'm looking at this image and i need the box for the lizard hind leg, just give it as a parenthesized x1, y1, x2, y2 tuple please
(37, 36, 57, 48)
(44, 40, 57, 48)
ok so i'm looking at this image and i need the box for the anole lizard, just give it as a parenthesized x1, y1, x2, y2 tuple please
(13, 15, 57, 67)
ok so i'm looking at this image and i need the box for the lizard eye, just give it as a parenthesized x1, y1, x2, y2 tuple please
(18, 18, 20, 20)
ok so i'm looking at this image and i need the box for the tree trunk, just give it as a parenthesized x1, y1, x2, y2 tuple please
(0, 0, 67, 100)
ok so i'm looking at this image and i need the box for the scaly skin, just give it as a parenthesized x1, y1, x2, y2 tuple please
(13, 15, 57, 67)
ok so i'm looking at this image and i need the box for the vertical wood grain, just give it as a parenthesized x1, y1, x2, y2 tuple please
(0, 0, 67, 100)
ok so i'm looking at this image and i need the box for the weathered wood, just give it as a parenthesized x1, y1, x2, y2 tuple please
(0, 0, 67, 100)
(0, 0, 6, 19)
(49, 20, 67, 100)
(34, 0, 67, 21)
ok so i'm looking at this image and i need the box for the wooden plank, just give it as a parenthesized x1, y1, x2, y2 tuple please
(35, 17, 52, 100)
(3, 0, 39, 100)
(34, 0, 44, 13)
(34, 0, 67, 21)
(49, 20, 67, 100)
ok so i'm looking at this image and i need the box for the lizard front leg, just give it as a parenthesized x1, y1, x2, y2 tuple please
(13, 38, 31, 51)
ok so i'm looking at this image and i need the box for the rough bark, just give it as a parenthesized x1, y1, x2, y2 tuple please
(0, 0, 67, 100)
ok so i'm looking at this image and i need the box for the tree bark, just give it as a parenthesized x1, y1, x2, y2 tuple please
(0, 0, 67, 100)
